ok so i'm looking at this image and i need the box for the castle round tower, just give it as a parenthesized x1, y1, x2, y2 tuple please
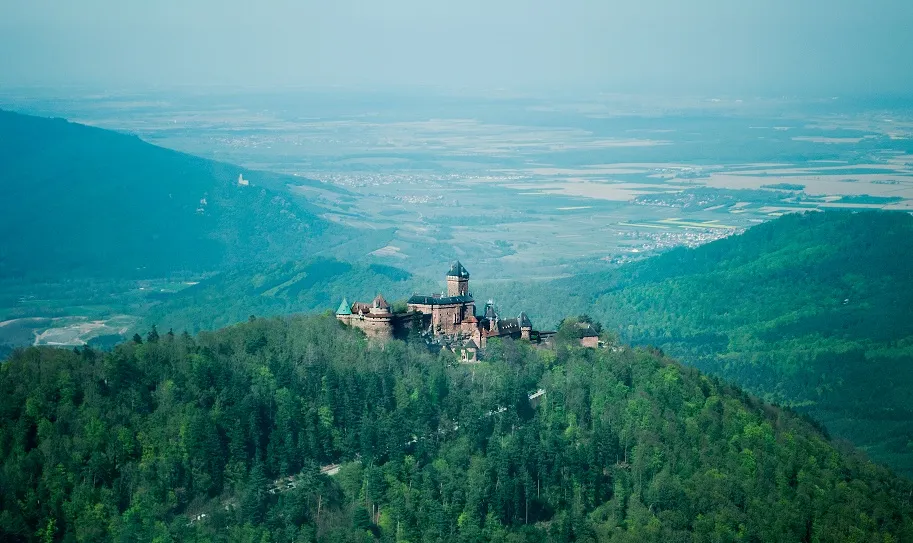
(447, 261, 470, 297)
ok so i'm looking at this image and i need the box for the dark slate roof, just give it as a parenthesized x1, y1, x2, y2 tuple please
(408, 294, 474, 306)
(484, 303, 498, 320)
(518, 312, 532, 328)
(578, 324, 600, 338)
(447, 260, 470, 278)
(497, 318, 520, 334)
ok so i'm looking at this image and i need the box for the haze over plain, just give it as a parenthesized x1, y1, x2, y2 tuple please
(2, 0, 913, 95)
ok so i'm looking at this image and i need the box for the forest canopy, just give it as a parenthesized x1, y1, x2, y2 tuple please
(484, 210, 913, 476)
(1, 315, 911, 542)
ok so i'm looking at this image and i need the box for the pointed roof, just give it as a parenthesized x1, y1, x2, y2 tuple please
(372, 294, 389, 309)
(484, 302, 498, 320)
(577, 323, 599, 338)
(447, 260, 470, 279)
(336, 298, 352, 315)
(519, 312, 532, 328)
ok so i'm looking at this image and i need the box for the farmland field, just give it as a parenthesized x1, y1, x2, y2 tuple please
(2, 89, 912, 347)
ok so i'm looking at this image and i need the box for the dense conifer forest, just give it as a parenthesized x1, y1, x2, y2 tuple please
(2, 315, 911, 542)
(482, 211, 913, 475)
(578, 211, 913, 476)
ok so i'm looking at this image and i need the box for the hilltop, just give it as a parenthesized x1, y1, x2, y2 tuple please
(0, 110, 374, 280)
(545, 210, 913, 475)
(119, 209, 913, 476)
(1, 315, 911, 542)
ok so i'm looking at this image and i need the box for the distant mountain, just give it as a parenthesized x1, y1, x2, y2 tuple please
(142, 258, 432, 333)
(551, 210, 913, 475)
(1, 315, 911, 541)
(0, 110, 370, 279)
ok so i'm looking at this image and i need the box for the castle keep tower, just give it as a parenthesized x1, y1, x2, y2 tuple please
(447, 261, 470, 296)
(340, 261, 549, 348)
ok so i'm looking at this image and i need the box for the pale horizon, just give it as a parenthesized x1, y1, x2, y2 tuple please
(2, 0, 912, 96)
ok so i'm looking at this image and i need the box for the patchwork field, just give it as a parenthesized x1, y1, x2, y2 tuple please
(0, 276, 203, 354)
(0, 315, 138, 348)
(2, 90, 911, 347)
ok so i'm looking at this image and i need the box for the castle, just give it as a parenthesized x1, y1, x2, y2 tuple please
(335, 261, 544, 348)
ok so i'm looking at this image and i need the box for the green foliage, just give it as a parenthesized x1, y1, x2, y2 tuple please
(142, 259, 432, 333)
(760, 183, 805, 191)
(551, 210, 913, 475)
(1, 315, 912, 541)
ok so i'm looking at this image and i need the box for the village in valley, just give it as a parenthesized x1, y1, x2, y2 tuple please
(335, 261, 601, 360)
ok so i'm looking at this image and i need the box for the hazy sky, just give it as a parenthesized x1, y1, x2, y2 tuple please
(2, 0, 912, 95)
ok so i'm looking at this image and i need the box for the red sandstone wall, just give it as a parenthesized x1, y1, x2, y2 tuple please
(347, 316, 393, 340)
(580, 336, 599, 348)
(447, 278, 468, 296)
(432, 305, 464, 334)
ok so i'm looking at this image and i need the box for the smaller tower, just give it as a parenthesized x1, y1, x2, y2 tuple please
(371, 294, 390, 314)
(484, 300, 498, 332)
(336, 298, 352, 324)
(447, 261, 470, 297)
(519, 312, 532, 340)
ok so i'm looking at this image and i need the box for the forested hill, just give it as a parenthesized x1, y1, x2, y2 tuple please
(0, 110, 362, 279)
(2, 316, 912, 542)
(548, 210, 913, 475)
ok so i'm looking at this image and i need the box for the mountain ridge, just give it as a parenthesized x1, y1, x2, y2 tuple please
(0, 109, 363, 279)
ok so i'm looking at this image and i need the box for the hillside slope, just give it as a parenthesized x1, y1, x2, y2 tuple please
(0, 110, 363, 279)
(553, 210, 913, 475)
(142, 258, 433, 333)
(1, 316, 911, 542)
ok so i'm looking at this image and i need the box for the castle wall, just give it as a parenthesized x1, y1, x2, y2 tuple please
(434, 305, 462, 334)
(447, 277, 468, 296)
(580, 336, 599, 349)
(407, 302, 476, 335)
(471, 329, 485, 349)
(461, 320, 477, 335)
(345, 315, 393, 340)
(407, 303, 432, 324)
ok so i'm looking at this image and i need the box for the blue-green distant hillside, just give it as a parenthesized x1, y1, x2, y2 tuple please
(0, 110, 365, 279)
(545, 210, 913, 475)
(142, 258, 433, 334)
